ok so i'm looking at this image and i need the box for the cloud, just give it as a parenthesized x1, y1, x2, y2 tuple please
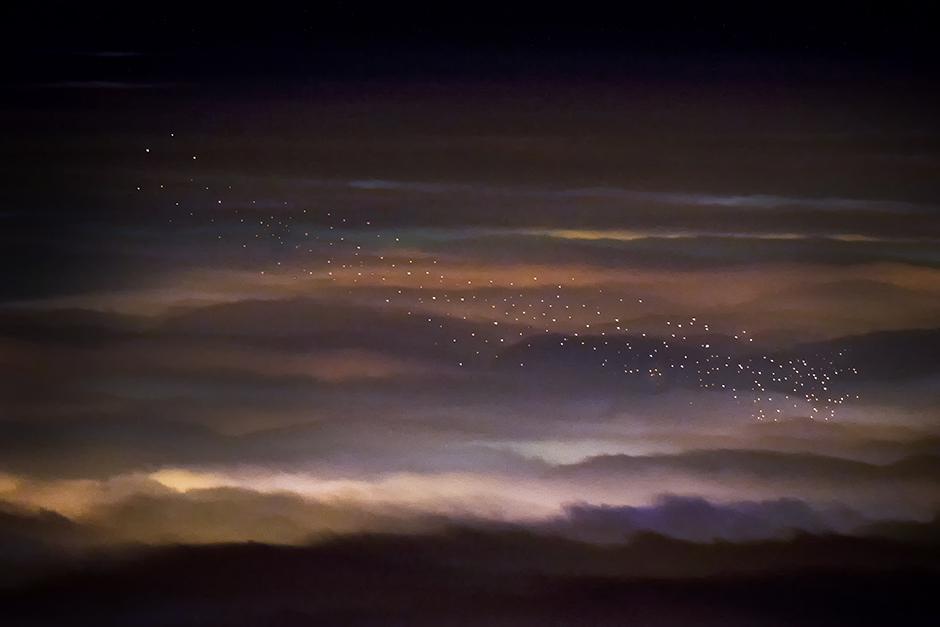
(83, 487, 440, 545)
(0, 414, 544, 480)
(555, 449, 940, 486)
(160, 297, 496, 357)
(346, 179, 937, 214)
(233, 176, 940, 240)
(0, 485, 932, 556)
(0, 418, 228, 479)
(547, 495, 866, 542)
(407, 231, 940, 271)
(2, 294, 939, 490)
(800, 327, 940, 381)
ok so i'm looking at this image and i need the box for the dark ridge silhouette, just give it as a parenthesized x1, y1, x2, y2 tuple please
(0, 505, 96, 587)
(3, 528, 939, 626)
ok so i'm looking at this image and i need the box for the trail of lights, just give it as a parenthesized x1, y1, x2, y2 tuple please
(139, 140, 858, 421)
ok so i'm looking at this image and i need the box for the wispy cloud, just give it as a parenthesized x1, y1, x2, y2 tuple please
(345, 179, 935, 214)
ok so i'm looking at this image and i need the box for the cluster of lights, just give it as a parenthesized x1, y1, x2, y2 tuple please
(140, 139, 858, 421)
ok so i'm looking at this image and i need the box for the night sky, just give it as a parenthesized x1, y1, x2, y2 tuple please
(2, 4, 939, 625)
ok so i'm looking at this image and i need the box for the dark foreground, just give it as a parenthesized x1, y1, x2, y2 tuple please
(3, 529, 939, 626)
